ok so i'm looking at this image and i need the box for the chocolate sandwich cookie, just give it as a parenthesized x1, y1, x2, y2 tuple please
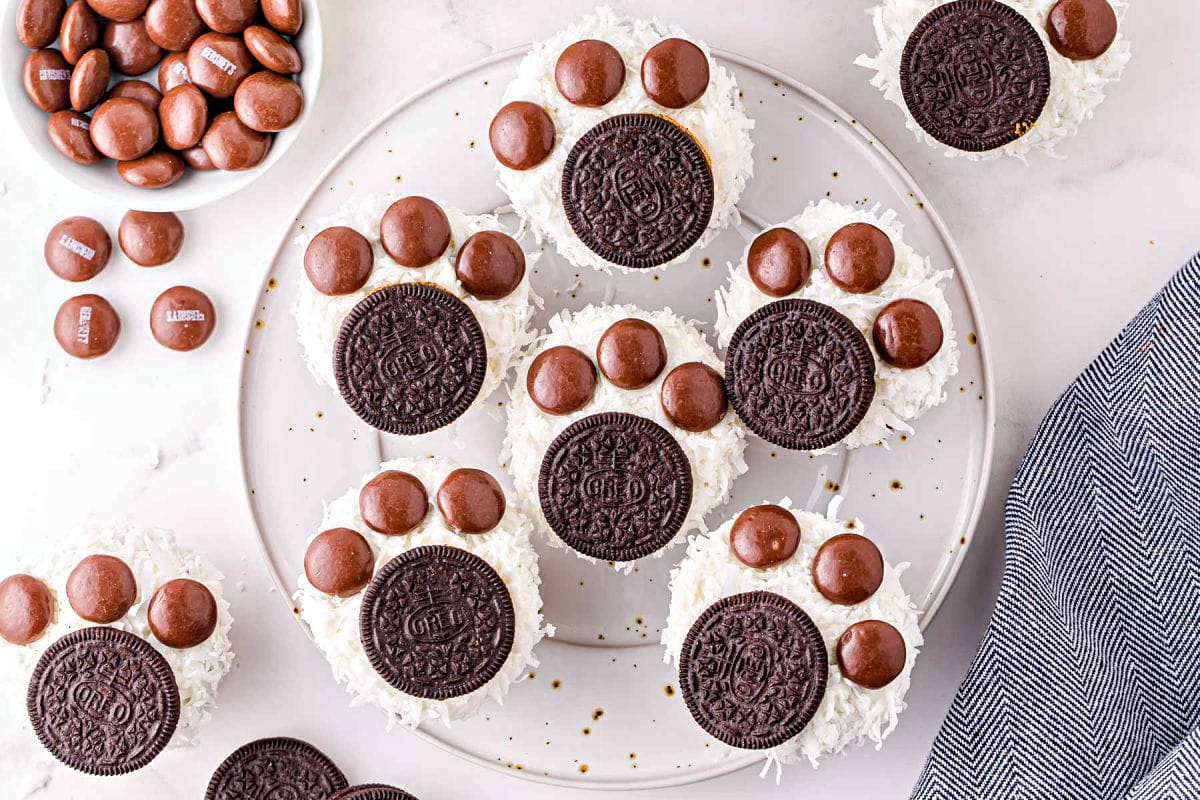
(538, 412, 692, 561)
(332, 786, 419, 800)
(561, 113, 714, 269)
(900, 0, 1051, 152)
(206, 737, 349, 800)
(679, 591, 827, 749)
(333, 284, 486, 435)
(724, 299, 875, 451)
(359, 545, 515, 700)
(28, 626, 180, 775)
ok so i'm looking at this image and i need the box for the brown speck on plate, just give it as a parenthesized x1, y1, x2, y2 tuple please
(664, 684, 676, 697)
(968, 332, 978, 345)
(891, 480, 903, 490)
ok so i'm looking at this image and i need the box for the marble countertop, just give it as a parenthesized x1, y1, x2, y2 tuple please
(1, 1, 1198, 798)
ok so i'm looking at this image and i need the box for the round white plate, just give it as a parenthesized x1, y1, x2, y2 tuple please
(239, 48, 994, 790)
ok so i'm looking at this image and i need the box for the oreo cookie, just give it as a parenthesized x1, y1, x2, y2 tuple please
(724, 299, 875, 451)
(333, 785, 419, 800)
(333, 283, 487, 435)
(900, 0, 1051, 152)
(27, 626, 180, 775)
(538, 412, 693, 561)
(561, 113, 714, 269)
(359, 545, 515, 700)
(678, 591, 827, 750)
(206, 736, 349, 800)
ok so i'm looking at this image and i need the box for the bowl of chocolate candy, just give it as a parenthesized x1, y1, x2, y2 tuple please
(4, 0, 321, 210)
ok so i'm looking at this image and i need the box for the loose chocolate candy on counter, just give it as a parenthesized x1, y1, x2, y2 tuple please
(202, 110, 271, 169)
(436, 468, 506, 534)
(23, 50, 72, 112)
(729, 504, 801, 569)
(660, 362, 727, 432)
(243, 25, 302, 73)
(1047, 0, 1117, 60)
(150, 285, 214, 350)
(359, 471, 428, 535)
(873, 298, 944, 369)
(103, 20, 163, 76)
(0, 575, 54, 645)
(47, 110, 104, 164)
(641, 38, 709, 109)
(489, 101, 555, 171)
(188, 32, 254, 97)
(195, 0, 256, 33)
(303, 528, 374, 598)
(90, 97, 159, 160)
(748, 227, 811, 297)
(53, 294, 120, 358)
(813, 533, 885, 605)
(119, 209, 184, 265)
(87, 0, 150, 22)
(233, 71, 303, 132)
(118, 150, 186, 188)
(148, 578, 218, 648)
(555, 39, 624, 107)
(145, 0, 206, 51)
(70, 48, 110, 111)
(66, 554, 137, 623)
(824, 222, 894, 294)
(837, 620, 906, 689)
(180, 144, 214, 169)
(454, 230, 525, 300)
(260, 0, 302, 35)
(160, 83, 207, 148)
(596, 318, 667, 390)
(526, 345, 597, 415)
(60, 1, 101, 63)
(303, 227, 373, 295)
(379, 196, 450, 268)
(16, 0, 66, 49)
(158, 51, 191, 91)
(107, 78, 163, 110)
(206, 738, 348, 800)
(45, 216, 111, 281)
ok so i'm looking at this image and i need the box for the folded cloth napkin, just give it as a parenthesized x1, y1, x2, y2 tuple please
(911, 254, 1200, 800)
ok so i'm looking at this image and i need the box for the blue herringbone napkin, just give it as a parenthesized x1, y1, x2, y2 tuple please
(911, 254, 1200, 800)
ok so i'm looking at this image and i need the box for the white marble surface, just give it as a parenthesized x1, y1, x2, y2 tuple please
(1, 1, 1197, 798)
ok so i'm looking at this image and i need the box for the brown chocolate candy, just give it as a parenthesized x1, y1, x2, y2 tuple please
(730, 505, 801, 569)
(260, 0, 302, 35)
(54, 294, 121, 358)
(90, 97, 159, 160)
(187, 32, 254, 98)
(489, 101, 555, 171)
(555, 39, 625, 107)
(454, 231, 525, 300)
(526, 345, 597, 416)
(660, 362, 727, 432)
(836, 620, 906, 689)
(359, 470, 429, 535)
(244, 25, 302, 74)
(144, 0, 206, 51)
(812, 533, 885, 605)
(873, 299, 943, 369)
(107, 78, 163, 110)
(60, 1, 101, 64)
(158, 51, 191, 91)
(45, 216, 111, 281)
(180, 144, 214, 169)
(103, 20, 163, 76)
(825, 223, 894, 294)
(202, 111, 271, 169)
(23, 49, 72, 112)
(150, 285, 214, 350)
(159, 83, 207, 148)
(436, 468, 506, 534)
(66, 554, 137, 623)
(303, 226, 373, 296)
(233, 71, 304, 132)
(748, 227, 811, 297)
(86, 0, 150, 22)
(48, 110, 104, 164)
(379, 196, 451, 268)
(119, 209, 184, 265)
(195, 0, 256, 33)
(17, 0, 66, 49)
(119, 150, 186, 188)
(0, 575, 54, 645)
(1047, 0, 1117, 60)
(303, 528, 374, 598)
(596, 318, 667, 390)
(148, 578, 217, 648)
(70, 48, 110, 111)
(641, 38, 709, 109)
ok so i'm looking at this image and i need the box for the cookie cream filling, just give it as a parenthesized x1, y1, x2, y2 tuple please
(716, 199, 959, 452)
(662, 498, 921, 768)
(295, 456, 550, 728)
(293, 193, 541, 400)
(855, 0, 1131, 160)
(502, 304, 748, 565)
(495, 5, 754, 271)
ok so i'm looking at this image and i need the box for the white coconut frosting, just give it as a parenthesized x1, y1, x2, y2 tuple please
(716, 199, 959, 452)
(495, 5, 755, 271)
(293, 193, 541, 402)
(502, 304, 748, 565)
(0, 521, 234, 749)
(295, 456, 550, 728)
(662, 498, 922, 768)
(855, 0, 1131, 159)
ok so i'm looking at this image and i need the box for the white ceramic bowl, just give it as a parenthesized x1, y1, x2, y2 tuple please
(1, 0, 322, 211)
